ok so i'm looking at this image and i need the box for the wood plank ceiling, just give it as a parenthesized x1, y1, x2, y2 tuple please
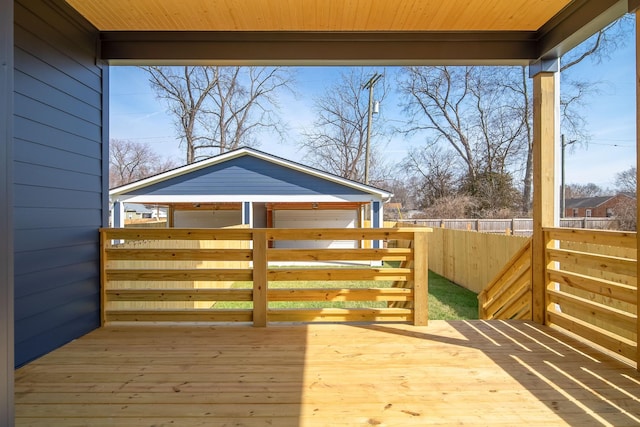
(65, 0, 571, 32)
(63, 0, 630, 65)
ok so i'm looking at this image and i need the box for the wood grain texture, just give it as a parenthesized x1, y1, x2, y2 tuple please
(15, 321, 640, 426)
(101, 227, 432, 325)
(543, 227, 637, 358)
(532, 71, 557, 324)
(65, 0, 570, 32)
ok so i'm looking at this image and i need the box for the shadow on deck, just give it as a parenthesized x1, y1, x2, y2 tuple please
(15, 320, 640, 426)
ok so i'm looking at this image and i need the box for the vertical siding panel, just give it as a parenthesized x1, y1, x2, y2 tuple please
(1, 0, 15, 422)
(13, 0, 104, 367)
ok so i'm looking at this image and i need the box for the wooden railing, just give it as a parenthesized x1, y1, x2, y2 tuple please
(100, 227, 431, 326)
(480, 227, 638, 366)
(478, 238, 532, 320)
(544, 227, 637, 362)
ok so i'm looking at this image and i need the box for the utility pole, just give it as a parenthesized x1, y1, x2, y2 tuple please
(363, 73, 382, 185)
(560, 134, 577, 218)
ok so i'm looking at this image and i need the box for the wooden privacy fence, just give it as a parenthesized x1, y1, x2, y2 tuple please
(100, 227, 431, 326)
(400, 217, 619, 235)
(544, 228, 637, 363)
(425, 227, 529, 294)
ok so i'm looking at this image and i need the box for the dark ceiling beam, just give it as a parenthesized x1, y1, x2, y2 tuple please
(99, 0, 629, 66)
(100, 31, 538, 66)
(537, 0, 629, 60)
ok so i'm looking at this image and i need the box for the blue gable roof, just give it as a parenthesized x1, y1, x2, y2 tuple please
(127, 155, 368, 197)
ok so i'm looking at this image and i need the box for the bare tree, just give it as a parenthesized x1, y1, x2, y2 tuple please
(397, 15, 632, 216)
(398, 66, 528, 215)
(142, 66, 218, 164)
(109, 139, 177, 188)
(403, 144, 460, 209)
(419, 195, 478, 219)
(198, 67, 294, 157)
(612, 197, 636, 231)
(299, 69, 387, 182)
(564, 183, 605, 199)
(142, 66, 294, 163)
(615, 166, 637, 196)
(612, 166, 637, 230)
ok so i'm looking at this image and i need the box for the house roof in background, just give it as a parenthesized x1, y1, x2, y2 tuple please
(565, 193, 636, 209)
(109, 147, 393, 202)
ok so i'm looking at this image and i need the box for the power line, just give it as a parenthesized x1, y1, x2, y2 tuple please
(588, 142, 634, 148)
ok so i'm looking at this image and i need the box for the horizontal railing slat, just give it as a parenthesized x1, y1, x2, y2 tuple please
(267, 248, 413, 262)
(106, 269, 253, 281)
(547, 288, 637, 331)
(267, 308, 413, 322)
(547, 248, 637, 277)
(106, 289, 253, 301)
(106, 248, 253, 261)
(547, 268, 637, 305)
(266, 228, 429, 241)
(268, 288, 413, 302)
(103, 228, 254, 240)
(107, 309, 253, 322)
(547, 311, 637, 361)
(268, 268, 412, 282)
(544, 227, 637, 249)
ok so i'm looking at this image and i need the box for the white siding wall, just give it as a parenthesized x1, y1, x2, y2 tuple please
(174, 210, 242, 228)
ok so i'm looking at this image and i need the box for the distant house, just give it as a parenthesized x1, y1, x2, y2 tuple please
(109, 147, 393, 249)
(564, 194, 635, 218)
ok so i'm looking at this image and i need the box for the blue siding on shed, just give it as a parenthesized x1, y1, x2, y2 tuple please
(128, 156, 369, 197)
(13, 0, 104, 367)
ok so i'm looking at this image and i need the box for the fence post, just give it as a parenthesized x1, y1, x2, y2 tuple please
(413, 231, 429, 326)
(252, 229, 268, 327)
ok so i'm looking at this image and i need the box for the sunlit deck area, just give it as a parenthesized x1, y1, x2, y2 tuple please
(15, 320, 640, 426)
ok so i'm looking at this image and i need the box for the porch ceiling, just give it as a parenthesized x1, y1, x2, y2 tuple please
(63, 0, 633, 65)
(65, 0, 570, 32)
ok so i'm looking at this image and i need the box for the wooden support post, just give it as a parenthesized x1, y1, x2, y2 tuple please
(100, 229, 107, 326)
(531, 62, 558, 325)
(636, 9, 640, 371)
(168, 205, 175, 227)
(252, 230, 268, 327)
(413, 231, 429, 326)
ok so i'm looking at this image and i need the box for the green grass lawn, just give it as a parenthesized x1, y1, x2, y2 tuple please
(214, 270, 478, 320)
(428, 270, 478, 320)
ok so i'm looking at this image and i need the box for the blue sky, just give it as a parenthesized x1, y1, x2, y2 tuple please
(109, 30, 637, 190)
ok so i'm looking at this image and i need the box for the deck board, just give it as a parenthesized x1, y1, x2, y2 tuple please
(15, 320, 640, 426)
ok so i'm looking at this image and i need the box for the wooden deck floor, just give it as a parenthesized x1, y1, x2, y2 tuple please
(14, 320, 640, 426)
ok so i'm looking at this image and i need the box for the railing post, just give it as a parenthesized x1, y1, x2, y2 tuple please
(413, 231, 429, 326)
(531, 61, 558, 325)
(100, 229, 107, 326)
(252, 229, 268, 327)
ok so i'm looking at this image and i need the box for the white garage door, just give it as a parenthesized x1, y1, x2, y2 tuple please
(273, 209, 357, 249)
(174, 210, 242, 228)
